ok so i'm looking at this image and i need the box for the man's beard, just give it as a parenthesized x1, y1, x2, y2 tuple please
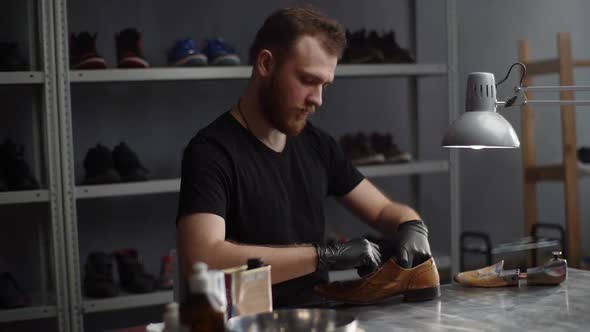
(259, 75, 311, 136)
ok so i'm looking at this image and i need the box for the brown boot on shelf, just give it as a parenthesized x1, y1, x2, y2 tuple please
(314, 257, 440, 304)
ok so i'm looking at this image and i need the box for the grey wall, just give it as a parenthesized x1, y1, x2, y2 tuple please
(457, 0, 590, 256)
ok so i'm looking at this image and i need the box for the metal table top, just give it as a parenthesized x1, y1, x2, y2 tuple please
(336, 268, 590, 331)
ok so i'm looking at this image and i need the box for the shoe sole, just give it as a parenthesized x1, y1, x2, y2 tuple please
(403, 285, 441, 302)
(171, 54, 208, 67)
(73, 57, 107, 69)
(118, 56, 150, 68)
(352, 154, 386, 165)
(316, 285, 441, 305)
(386, 153, 413, 163)
(210, 54, 240, 66)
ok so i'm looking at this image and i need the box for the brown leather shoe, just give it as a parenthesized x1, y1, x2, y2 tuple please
(314, 257, 440, 304)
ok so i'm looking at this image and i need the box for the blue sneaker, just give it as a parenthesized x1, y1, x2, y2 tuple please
(202, 38, 240, 66)
(167, 38, 207, 67)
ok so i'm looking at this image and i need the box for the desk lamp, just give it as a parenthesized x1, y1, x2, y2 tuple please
(443, 62, 590, 149)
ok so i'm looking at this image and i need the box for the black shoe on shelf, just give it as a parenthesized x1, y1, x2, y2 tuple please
(0, 42, 27, 71)
(115, 28, 150, 68)
(112, 142, 149, 182)
(114, 249, 156, 294)
(83, 143, 121, 185)
(69, 32, 107, 69)
(0, 272, 32, 309)
(370, 132, 412, 163)
(578, 147, 590, 163)
(341, 29, 384, 64)
(0, 154, 7, 191)
(0, 139, 40, 191)
(369, 30, 415, 64)
(84, 252, 119, 298)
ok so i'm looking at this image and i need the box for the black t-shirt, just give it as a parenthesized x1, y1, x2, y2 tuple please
(177, 111, 364, 307)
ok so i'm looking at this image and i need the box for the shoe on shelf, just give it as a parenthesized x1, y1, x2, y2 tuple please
(368, 30, 414, 64)
(0, 139, 40, 191)
(314, 257, 440, 304)
(0, 153, 7, 191)
(0, 42, 28, 71)
(83, 143, 121, 185)
(115, 28, 150, 68)
(341, 29, 384, 64)
(114, 249, 156, 293)
(168, 38, 207, 67)
(0, 272, 32, 309)
(370, 132, 412, 163)
(158, 251, 174, 290)
(69, 32, 107, 69)
(202, 38, 240, 66)
(84, 252, 119, 298)
(578, 147, 590, 163)
(112, 142, 149, 182)
(340, 133, 385, 165)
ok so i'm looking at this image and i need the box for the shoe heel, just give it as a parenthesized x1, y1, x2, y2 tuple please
(403, 286, 441, 302)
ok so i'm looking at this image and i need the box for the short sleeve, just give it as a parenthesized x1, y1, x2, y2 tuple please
(176, 138, 233, 223)
(325, 134, 365, 196)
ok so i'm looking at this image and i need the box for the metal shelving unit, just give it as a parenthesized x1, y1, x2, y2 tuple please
(75, 179, 180, 199)
(68, 64, 446, 83)
(51, 1, 460, 331)
(0, 0, 70, 331)
(0, 71, 44, 84)
(72, 161, 448, 199)
(0, 190, 50, 204)
(359, 160, 449, 178)
(82, 291, 172, 313)
(0, 306, 57, 323)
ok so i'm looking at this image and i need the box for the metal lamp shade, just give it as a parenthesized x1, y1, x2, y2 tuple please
(442, 111, 520, 149)
(442, 72, 520, 149)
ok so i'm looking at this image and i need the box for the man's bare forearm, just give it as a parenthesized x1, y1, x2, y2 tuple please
(180, 240, 318, 284)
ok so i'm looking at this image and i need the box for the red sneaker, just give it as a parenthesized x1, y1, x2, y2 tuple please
(115, 28, 150, 68)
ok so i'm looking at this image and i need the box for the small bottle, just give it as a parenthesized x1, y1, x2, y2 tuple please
(180, 262, 226, 332)
(162, 302, 181, 332)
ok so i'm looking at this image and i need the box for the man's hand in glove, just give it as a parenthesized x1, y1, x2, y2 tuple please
(316, 238, 381, 272)
(395, 219, 432, 268)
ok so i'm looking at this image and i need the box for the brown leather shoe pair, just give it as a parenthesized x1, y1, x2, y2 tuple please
(314, 257, 440, 304)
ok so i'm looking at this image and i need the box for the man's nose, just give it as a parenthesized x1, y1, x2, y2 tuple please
(307, 85, 323, 108)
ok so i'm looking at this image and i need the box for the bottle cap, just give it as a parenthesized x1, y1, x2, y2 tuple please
(247, 258, 264, 270)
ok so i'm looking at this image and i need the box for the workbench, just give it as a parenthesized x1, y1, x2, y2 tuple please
(339, 268, 590, 331)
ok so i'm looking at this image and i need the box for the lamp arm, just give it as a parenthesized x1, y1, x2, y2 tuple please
(501, 85, 590, 108)
(522, 85, 590, 92)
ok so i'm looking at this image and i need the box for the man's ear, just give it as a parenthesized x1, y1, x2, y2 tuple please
(255, 49, 275, 78)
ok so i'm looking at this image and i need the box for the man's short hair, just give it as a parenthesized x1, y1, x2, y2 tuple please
(249, 6, 346, 65)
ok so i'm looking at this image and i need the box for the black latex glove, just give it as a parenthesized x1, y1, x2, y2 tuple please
(395, 219, 432, 268)
(316, 238, 381, 272)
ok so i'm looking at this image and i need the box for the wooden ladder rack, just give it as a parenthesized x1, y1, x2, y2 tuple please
(518, 32, 590, 268)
